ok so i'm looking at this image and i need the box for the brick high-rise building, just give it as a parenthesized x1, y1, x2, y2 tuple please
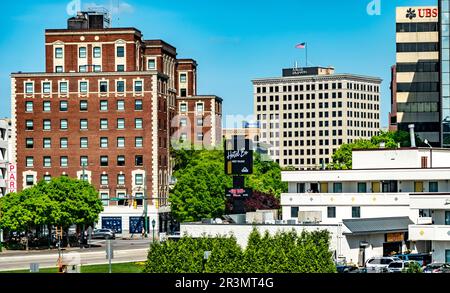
(10, 11, 222, 235)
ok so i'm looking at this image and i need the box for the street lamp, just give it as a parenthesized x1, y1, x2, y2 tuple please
(151, 219, 156, 243)
(424, 139, 433, 168)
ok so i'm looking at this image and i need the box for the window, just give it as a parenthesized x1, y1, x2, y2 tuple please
(100, 156, 108, 166)
(117, 174, 125, 185)
(43, 175, 51, 182)
(26, 175, 34, 186)
(101, 174, 109, 185)
(43, 82, 51, 94)
(291, 207, 299, 218)
(117, 118, 125, 129)
(93, 46, 101, 58)
(116, 46, 125, 57)
(100, 137, 108, 148)
(59, 101, 68, 111)
(135, 118, 143, 129)
(429, 182, 438, 192)
(117, 65, 125, 72)
(80, 137, 88, 148)
(80, 100, 88, 111)
(117, 100, 125, 110)
(99, 81, 108, 93)
(352, 207, 361, 218)
(60, 119, 68, 130)
(357, 182, 367, 193)
(197, 132, 203, 141)
(43, 120, 51, 130)
(80, 119, 88, 130)
(179, 118, 187, 127)
(80, 81, 88, 93)
(135, 137, 143, 147)
(135, 174, 143, 185)
(180, 88, 187, 97)
(60, 138, 68, 148)
(26, 120, 34, 131)
(43, 156, 51, 167)
(117, 137, 125, 148)
(58, 81, 67, 93)
(79, 47, 87, 58)
(327, 207, 336, 218)
(55, 66, 63, 73)
(135, 155, 143, 166)
(43, 101, 51, 112)
(100, 192, 109, 206)
(180, 74, 187, 83)
(79, 65, 87, 72)
(26, 138, 34, 149)
(135, 100, 143, 110)
(196, 118, 203, 126)
(80, 156, 88, 167)
(60, 156, 68, 167)
(25, 101, 33, 112)
(93, 65, 101, 72)
(117, 155, 125, 166)
(100, 119, 108, 129)
(296, 183, 305, 193)
(25, 82, 34, 94)
(55, 47, 63, 59)
(26, 156, 34, 167)
(134, 80, 143, 92)
(196, 103, 204, 113)
(180, 103, 187, 112)
(116, 81, 125, 92)
(333, 183, 342, 193)
(180, 133, 187, 142)
(148, 59, 156, 70)
(43, 138, 51, 148)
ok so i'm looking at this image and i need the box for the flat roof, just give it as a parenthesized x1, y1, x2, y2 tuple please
(252, 73, 382, 84)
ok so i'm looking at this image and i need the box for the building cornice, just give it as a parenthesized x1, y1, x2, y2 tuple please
(252, 74, 382, 85)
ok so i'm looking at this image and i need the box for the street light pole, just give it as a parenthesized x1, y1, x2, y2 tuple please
(143, 171, 148, 238)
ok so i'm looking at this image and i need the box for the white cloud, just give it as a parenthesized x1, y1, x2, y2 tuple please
(82, 1, 134, 15)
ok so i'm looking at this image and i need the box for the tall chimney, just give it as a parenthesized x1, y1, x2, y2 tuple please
(408, 124, 416, 147)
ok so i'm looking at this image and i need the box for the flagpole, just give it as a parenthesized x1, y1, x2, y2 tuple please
(305, 42, 308, 67)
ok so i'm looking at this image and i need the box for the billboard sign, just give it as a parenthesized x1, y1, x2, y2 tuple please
(225, 188, 252, 198)
(7, 163, 17, 193)
(224, 149, 253, 175)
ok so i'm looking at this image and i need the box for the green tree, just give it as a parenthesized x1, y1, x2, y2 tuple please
(403, 261, 423, 273)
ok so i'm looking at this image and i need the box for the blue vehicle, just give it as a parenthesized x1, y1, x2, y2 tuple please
(394, 253, 432, 266)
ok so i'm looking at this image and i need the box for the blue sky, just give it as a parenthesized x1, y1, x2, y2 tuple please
(0, 0, 438, 127)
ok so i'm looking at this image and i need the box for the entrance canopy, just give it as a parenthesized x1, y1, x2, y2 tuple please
(342, 217, 413, 235)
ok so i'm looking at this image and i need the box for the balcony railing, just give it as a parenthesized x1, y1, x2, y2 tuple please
(409, 224, 450, 241)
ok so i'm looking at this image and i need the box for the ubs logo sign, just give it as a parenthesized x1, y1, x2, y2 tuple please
(406, 7, 438, 20)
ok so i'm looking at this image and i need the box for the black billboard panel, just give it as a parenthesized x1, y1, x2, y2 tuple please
(224, 149, 253, 175)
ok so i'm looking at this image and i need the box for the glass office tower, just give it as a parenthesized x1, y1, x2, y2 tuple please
(441, 0, 450, 146)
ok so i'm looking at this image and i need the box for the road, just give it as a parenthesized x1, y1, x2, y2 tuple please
(0, 239, 151, 271)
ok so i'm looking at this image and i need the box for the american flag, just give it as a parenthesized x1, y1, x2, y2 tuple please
(295, 42, 306, 49)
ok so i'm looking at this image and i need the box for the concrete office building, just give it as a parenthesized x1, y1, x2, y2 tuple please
(394, 6, 440, 145)
(253, 67, 381, 169)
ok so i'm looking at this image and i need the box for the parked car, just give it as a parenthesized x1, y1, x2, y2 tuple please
(91, 229, 115, 240)
(432, 263, 450, 273)
(423, 262, 445, 273)
(365, 256, 401, 273)
(386, 260, 417, 273)
(394, 253, 432, 267)
(336, 264, 359, 273)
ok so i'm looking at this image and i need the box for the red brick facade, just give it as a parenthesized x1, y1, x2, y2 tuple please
(11, 22, 222, 211)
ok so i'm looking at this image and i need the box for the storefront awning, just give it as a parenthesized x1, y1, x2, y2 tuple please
(342, 217, 413, 235)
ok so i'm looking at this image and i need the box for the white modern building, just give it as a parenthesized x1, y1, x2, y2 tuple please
(0, 119, 11, 197)
(281, 147, 450, 264)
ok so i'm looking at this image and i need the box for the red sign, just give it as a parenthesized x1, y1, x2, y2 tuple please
(418, 8, 438, 18)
